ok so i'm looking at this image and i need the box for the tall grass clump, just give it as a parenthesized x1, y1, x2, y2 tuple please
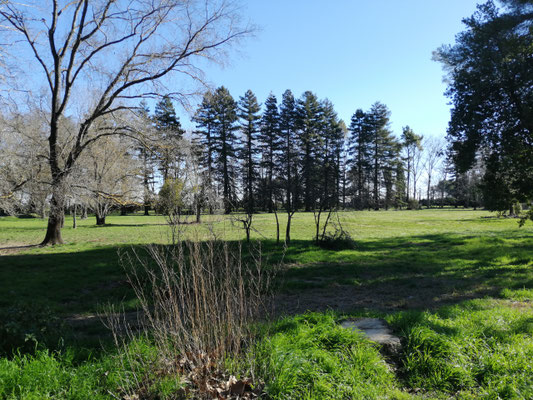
(0, 349, 114, 399)
(393, 300, 533, 399)
(252, 313, 408, 400)
(110, 238, 276, 399)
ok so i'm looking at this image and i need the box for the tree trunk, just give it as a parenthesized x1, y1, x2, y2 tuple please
(144, 205, 150, 216)
(196, 202, 201, 223)
(96, 215, 106, 225)
(41, 188, 65, 246)
(72, 204, 77, 229)
(314, 209, 322, 243)
(427, 175, 431, 209)
(40, 203, 46, 219)
(273, 207, 280, 244)
(285, 212, 293, 245)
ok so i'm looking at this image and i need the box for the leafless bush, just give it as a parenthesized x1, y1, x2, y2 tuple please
(109, 238, 276, 399)
(316, 210, 356, 250)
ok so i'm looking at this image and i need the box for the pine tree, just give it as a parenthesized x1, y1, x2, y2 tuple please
(237, 90, 261, 213)
(138, 100, 156, 215)
(393, 158, 407, 209)
(348, 109, 373, 209)
(334, 120, 348, 208)
(278, 89, 299, 244)
(212, 86, 239, 214)
(192, 91, 217, 191)
(318, 99, 343, 208)
(382, 138, 402, 210)
(154, 96, 184, 181)
(259, 93, 281, 212)
(401, 126, 423, 203)
(297, 91, 323, 212)
(367, 102, 395, 210)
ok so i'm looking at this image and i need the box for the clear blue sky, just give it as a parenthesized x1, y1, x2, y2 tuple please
(177, 0, 482, 138)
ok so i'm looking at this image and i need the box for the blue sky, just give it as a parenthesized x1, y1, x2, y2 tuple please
(176, 0, 482, 138)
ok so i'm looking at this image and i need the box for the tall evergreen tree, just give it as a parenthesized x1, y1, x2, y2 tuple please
(435, 0, 533, 214)
(259, 93, 281, 212)
(278, 89, 299, 243)
(394, 158, 407, 209)
(211, 86, 239, 214)
(367, 102, 395, 210)
(401, 126, 423, 202)
(335, 120, 348, 208)
(382, 138, 402, 210)
(138, 101, 156, 215)
(348, 109, 373, 209)
(192, 91, 217, 191)
(318, 99, 344, 208)
(154, 96, 184, 181)
(297, 91, 323, 212)
(238, 90, 261, 213)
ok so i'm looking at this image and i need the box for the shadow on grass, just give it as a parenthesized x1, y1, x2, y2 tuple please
(0, 244, 39, 253)
(0, 230, 531, 353)
(266, 231, 533, 315)
(86, 223, 168, 228)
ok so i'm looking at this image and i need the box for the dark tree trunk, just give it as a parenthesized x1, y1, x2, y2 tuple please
(144, 205, 150, 216)
(41, 181, 65, 246)
(96, 215, 106, 225)
(273, 206, 280, 244)
(121, 206, 127, 216)
(196, 201, 201, 223)
(285, 212, 293, 245)
(72, 204, 77, 229)
(304, 140, 312, 212)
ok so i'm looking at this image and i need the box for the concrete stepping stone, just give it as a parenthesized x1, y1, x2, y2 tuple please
(340, 318, 401, 355)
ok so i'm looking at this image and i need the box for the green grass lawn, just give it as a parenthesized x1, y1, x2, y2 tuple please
(0, 209, 532, 399)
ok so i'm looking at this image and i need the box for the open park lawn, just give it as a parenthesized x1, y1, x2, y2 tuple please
(0, 209, 532, 399)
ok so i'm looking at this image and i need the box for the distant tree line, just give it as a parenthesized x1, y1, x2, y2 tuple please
(1, 87, 488, 225)
(139, 87, 485, 218)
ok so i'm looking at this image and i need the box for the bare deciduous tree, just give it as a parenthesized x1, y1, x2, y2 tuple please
(0, 0, 251, 245)
(0, 110, 50, 215)
(79, 133, 142, 225)
(423, 136, 444, 208)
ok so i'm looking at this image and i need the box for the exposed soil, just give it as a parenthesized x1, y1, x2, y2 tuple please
(0, 243, 39, 256)
(273, 277, 498, 316)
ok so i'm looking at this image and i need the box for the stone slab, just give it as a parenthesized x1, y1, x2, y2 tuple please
(340, 318, 401, 354)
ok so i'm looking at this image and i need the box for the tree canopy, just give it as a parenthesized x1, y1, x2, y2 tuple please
(434, 0, 533, 211)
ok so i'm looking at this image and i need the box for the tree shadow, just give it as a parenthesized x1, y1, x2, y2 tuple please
(0, 230, 531, 353)
(0, 244, 40, 255)
(86, 223, 168, 228)
(267, 231, 533, 316)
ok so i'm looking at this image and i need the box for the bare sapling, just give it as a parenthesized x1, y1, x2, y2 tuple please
(111, 237, 276, 399)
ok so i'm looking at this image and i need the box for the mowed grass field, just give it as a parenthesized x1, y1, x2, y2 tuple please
(0, 209, 532, 399)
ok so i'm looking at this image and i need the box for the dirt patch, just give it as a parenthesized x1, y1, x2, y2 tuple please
(274, 277, 497, 315)
(0, 243, 39, 255)
(66, 309, 145, 338)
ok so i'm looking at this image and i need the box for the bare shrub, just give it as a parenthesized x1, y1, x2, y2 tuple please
(316, 211, 356, 250)
(109, 238, 276, 399)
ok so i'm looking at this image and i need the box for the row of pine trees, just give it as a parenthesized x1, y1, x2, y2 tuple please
(145, 87, 426, 214)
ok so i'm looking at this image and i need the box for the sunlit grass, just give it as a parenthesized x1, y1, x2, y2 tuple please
(1, 209, 532, 398)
